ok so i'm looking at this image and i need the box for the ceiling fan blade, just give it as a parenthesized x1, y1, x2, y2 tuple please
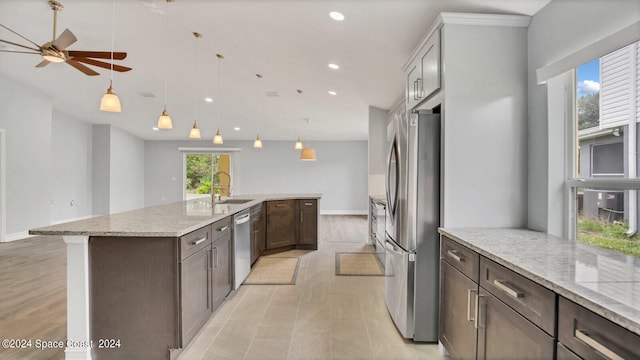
(67, 51, 126, 60)
(66, 59, 99, 76)
(35, 60, 51, 68)
(0, 49, 40, 55)
(0, 38, 40, 52)
(53, 29, 77, 50)
(0, 24, 41, 49)
(72, 57, 132, 72)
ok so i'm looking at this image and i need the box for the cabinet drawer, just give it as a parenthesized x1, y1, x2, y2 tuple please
(479, 257, 556, 336)
(558, 297, 640, 359)
(180, 226, 211, 261)
(267, 199, 295, 212)
(211, 217, 231, 241)
(441, 236, 479, 281)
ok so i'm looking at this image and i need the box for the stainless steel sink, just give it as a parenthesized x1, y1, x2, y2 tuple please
(218, 199, 253, 204)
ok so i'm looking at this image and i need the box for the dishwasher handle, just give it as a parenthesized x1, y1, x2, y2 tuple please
(234, 212, 251, 225)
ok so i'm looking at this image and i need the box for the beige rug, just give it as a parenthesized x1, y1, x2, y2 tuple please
(335, 252, 384, 276)
(243, 257, 300, 285)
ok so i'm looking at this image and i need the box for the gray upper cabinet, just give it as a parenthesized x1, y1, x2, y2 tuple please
(406, 28, 440, 110)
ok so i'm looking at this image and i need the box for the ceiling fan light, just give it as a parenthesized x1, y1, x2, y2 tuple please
(42, 53, 65, 63)
(294, 137, 303, 150)
(189, 121, 201, 139)
(100, 84, 121, 112)
(300, 147, 317, 161)
(213, 129, 224, 144)
(157, 107, 173, 129)
(253, 134, 263, 149)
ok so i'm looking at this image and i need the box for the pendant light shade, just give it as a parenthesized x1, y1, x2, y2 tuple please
(294, 137, 303, 150)
(157, 106, 172, 129)
(253, 134, 263, 148)
(300, 147, 317, 161)
(100, 81, 121, 112)
(100, 0, 121, 113)
(189, 120, 201, 139)
(213, 128, 224, 144)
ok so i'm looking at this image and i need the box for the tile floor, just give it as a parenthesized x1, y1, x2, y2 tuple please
(179, 216, 443, 359)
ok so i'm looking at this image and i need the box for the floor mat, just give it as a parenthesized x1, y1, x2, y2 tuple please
(335, 252, 384, 276)
(243, 257, 300, 285)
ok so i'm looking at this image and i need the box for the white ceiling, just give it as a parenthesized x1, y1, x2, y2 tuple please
(0, 0, 550, 141)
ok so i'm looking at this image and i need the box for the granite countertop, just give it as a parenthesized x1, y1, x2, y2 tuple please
(370, 195, 386, 205)
(30, 194, 321, 238)
(439, 228, 640, 336)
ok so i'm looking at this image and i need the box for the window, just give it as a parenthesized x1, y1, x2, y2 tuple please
(184, 153, 232, 200)
(567, 40, 640, 258)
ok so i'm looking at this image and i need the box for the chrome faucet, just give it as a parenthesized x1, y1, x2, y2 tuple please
(212, 171, 232, 202)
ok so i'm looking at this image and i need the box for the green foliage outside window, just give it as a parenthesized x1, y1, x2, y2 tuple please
(186, 154, 220, 194)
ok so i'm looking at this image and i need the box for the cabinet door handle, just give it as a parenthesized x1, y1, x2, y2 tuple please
(446, 249, 464, 262)
(213, 247, 218, 268)
(416, 77, 422, 99)
(217, 225, 229, 232)
(300, 210, 304, 223)
(208, 248, 213, 270)
(575, 329, 624, 360)
(413, 80, 419, 100)
(305, 202, 313, 206)
(275, 204, 287, 208)
(493, 279, 524, 299)
(466, 289, 477, 322)
(191, 237, 207, 246)
(474, 294, 484, 329)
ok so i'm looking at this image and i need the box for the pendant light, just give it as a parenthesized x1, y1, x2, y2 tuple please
(189, 32, 202, 139)
(99, 0, 121, 112)
(300, 118, 317, 161)
(253, 74, 263, 148)
(157, 0, 173, 129)
(212, 54, 224, 144)
(294, 90, 304, 149)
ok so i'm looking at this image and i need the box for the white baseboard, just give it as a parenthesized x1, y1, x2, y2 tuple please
(3, 231, 33, 242)
(320, 210, 367, 215)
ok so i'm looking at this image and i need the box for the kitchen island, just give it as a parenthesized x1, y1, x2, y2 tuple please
(438, 228, 640, 359)
(29, 194, 320, 360)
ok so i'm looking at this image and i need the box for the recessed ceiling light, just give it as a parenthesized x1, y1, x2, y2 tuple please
(234, 127, 241, 131)
(329, 11, 345, 21)
(328, 63, 339, 70)
(328, 90, 337, 96)
(152, 127, 159, 131)
(204, 97, 213, 103)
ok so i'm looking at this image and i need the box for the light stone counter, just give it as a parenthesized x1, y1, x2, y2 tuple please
(29, 193, 321, 237)
(439, 228, 640, 336)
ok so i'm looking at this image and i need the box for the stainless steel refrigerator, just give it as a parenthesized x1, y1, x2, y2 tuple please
(385, 109, 440, 342)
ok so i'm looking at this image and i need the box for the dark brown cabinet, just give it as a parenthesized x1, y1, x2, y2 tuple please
(476, 288, 554, 360)
(211, 221, 231, 311)
(439, 236, 555, 360)
(181, 239, 212, 346)
(297, 199, 317, 249)
(558, 296, 640, 359)
(439, 259, 478, 360)
(265, 200, 297, 249)
(250, 203, 264, 264)
(180, 225, 212, 346)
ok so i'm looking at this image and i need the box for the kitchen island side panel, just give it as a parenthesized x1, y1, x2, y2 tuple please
(89, 236, 179, 360)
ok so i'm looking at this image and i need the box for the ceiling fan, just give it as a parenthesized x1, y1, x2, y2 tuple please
(0, 0, 131, 76)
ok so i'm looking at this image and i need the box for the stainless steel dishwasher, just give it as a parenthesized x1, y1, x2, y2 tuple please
(233, 209, 251, 289)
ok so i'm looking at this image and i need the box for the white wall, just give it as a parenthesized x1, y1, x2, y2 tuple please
(51, 110, 93, 223)
(109, 126, 145, 213)
(92, 124, 145, 215)
(0, 74, 52, 238)
(144, 140, 368, 214)
(527, 0, 640, 232)
(441, 23, 528, 228)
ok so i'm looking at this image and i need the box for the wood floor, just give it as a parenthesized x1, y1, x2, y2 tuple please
(0, 216, 442, 360)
